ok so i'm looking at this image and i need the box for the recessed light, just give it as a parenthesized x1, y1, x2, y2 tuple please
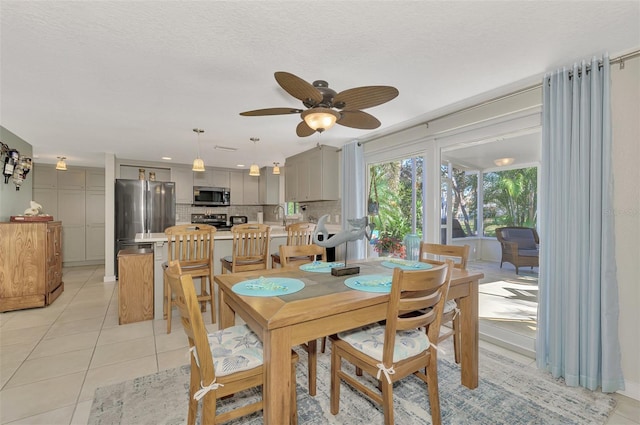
(161, 156, 172, 161)
(236, 164, 245, 167)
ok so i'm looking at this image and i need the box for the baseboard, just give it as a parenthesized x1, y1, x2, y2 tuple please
(618, 379, 640, 401)
(479, 320, 536, 359)
(103, 274, 116, 283)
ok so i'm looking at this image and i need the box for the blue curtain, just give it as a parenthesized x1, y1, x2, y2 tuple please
(537, 55, 624, 392)
(341, 141, 366, 260)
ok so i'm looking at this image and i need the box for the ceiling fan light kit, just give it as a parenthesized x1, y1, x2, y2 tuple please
(239, 71, 398, 137)
(192, 128, 205, 172)
(301, 107, 340, 132)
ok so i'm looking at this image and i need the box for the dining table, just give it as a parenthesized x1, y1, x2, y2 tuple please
(214, 259, 483, 425)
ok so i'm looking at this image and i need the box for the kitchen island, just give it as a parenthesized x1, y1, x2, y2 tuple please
(134, 223, 341, 320)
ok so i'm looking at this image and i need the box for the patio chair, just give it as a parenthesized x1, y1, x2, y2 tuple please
(495, 226, 539, 274)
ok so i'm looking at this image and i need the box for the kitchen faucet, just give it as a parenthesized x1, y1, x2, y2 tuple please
(273, 205, 286, 226)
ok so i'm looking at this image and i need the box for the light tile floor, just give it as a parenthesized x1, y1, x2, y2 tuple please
(0, 265, 638, 424)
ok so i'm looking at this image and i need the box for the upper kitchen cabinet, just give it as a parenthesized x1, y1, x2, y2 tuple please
(33, 163, 58, 189)
(172, 166, 194, 204)
(193, 168, 230, 188)
(86, 169, 105, 190)
(119, 165, 171, 182)
(284, 145, 339, 202)
(57, 168, 85, 190)
(229, 171, 260, 205)
(259, 167, 280, 205)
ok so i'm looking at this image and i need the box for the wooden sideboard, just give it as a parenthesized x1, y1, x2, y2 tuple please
(0, 221, 64, 312)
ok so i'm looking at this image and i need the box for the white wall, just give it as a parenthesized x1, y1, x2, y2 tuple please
(611, 55, 640, 400)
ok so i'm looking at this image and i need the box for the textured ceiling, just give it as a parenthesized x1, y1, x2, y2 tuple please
(1, 1, 638, 169)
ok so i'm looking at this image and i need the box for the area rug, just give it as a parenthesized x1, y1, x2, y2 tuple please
(89, 341, 615, 424)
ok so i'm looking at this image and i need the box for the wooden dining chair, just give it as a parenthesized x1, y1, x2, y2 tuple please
(330, 261, 453, 425)
(164, 260, 299, 425)
(271, 222, 317, 268)
(220, 224, 271, 274)
(280, 243, 327, 397)
(164, 224, 216, 334)
(418, 242, 470, 363)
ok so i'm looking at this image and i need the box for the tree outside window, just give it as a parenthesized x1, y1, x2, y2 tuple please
(483, 167, 537, 236)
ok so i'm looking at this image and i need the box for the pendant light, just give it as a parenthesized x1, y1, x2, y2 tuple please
(249, 137, 260, 176)
(192, 128, 205, 172)
(272, 162, 280, 175)
(56, 156, 67, 171)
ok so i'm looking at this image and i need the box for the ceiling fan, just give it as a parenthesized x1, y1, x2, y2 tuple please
(239, 72, 399, 137)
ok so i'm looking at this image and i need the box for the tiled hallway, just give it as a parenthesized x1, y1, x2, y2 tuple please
(0, 265, 638, 424)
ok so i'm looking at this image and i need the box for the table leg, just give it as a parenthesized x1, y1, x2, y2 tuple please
(219, 289, 235, 329)
(263, 327, 292, 425)
(459, 279, 479, 389)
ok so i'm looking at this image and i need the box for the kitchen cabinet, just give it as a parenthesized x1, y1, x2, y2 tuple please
(32, 164, 106, 265)
(86, 169, 105, 190)
(0, 221, 64, 312)
(57, 169, 86, 190)
(119, 165, 171, 182)
(58, 189, 86, 263)
(259, 166, 280, 205)
(85, 190, 105, 261)
(172, 166, 193, 204)
(229, 171, 260, 205)
(284, 145, 339, 201)
(193, 168, 230, 188)
(32, 164, 58, 189)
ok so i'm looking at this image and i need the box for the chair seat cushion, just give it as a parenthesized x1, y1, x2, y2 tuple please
(221, 256, 265, 265)
(204, 324, 263, 377)
(518, 249, 539, 257)
(337, 323, 431, 363)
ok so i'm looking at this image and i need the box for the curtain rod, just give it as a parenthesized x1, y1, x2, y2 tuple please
(341, 49, 640, 151)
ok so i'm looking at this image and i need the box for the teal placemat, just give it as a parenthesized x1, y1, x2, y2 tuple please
(299, 261, 345, 273)
(232, 277, 305, 297)
(344, 274, 393, 293)
(381, 259, 432, 270)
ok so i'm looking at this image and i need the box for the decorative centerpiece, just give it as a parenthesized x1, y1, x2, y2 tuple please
(313, 214, 375, 276)
(374, 233, 406, 258)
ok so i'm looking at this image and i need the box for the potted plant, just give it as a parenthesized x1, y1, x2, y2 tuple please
(374, 232, 406, 258)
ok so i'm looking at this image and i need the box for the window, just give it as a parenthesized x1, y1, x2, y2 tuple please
(441, 164, 478, 243)
(482, 167, 538, 236)
(368, 156, 423, 258)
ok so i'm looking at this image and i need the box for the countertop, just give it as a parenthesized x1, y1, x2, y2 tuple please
(134, 222, 342, 243)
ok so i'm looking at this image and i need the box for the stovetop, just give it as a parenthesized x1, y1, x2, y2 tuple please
(190, 213, 233, 230)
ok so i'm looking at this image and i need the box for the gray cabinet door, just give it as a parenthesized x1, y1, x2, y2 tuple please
(58, 190, 86, 262)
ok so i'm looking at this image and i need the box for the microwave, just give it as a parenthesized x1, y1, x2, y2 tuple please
(193, 186, 230, 206)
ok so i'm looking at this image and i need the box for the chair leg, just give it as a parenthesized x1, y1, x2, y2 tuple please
(380, 377, 394, 425)
(307, 339, 317, 396)
(291, 355, 298, 425)
(166, 278, 172, 334)
(187, 356, 200, 425)
(208, 276, 216, 324)
(330, 345, 341, 415)
(199, 277, 207, 312)
(321, 336, 327, 353)
(452, 312, 461, 364)
(426, 357, 442, 425)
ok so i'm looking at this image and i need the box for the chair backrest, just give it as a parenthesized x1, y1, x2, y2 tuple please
(382, 260, 453, 364)
(279, 244, 326, 267)
(286, 222, 316, 246)
(165, 224, 216, 269)
(230, 223, 271, 270)
(418, 243, 470, 270)
(165, 260, 215, 383)
(495, 227, 539, 249)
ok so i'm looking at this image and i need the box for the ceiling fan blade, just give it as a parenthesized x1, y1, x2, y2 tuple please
(275, 72, 323, 104)
(333, 86, 399, 110)
(337, 110, 381, 130)
(239, 107, 302, 116)
(296, 121, 316, 137)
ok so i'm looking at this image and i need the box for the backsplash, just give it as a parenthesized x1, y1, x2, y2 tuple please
(176, 200, 342, 225)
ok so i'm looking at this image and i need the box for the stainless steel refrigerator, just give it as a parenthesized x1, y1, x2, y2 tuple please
(115, 179, 176, 277)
